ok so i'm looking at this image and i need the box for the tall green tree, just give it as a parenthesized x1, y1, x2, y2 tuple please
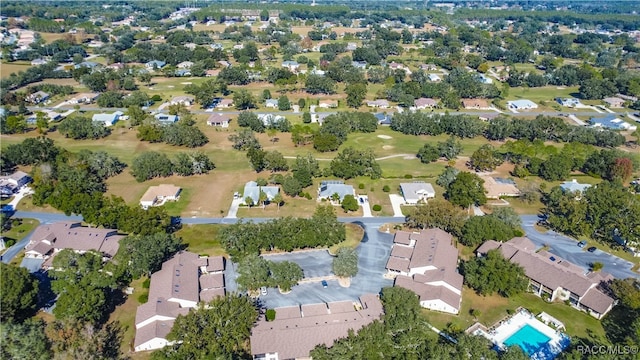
(332, 247, 358, 278)
(0, 319, 52, 360)
(404, 199, 467, 237)
(462, 249, 528, 297)
(0, 263, 39, 322)
(446, 172, 487, 207)
(117, 233, 183, 278)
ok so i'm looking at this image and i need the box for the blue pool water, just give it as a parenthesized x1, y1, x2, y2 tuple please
(503, 324, 551, 356)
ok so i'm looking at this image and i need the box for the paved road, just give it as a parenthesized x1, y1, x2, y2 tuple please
(257, 221, 394, 308)
(521, 215, 638, 280)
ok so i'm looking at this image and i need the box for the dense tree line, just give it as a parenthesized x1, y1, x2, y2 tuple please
(57, 115, 111, 140)
(313, 112, 377, 152)
(236, 254, 303, 292)
(461, 249, 529, 298)
(137, 122, 209, 148)
(329, 147, 381, 180)
(219, 206, 345, 258)
(131, 150, 214, 182)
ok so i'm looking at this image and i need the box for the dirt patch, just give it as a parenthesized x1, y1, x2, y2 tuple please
(382, 145, 394, 150)
(403, 155, 416, 159)
(180, 82, 192, 85)
(377, 135, 393, 140)
(338, 277, 351, 287)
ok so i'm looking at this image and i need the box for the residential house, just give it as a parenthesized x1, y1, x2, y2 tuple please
(481, 176, 520, 199)
(24, 222, 124, 269)
(174, 69, 191, 77)
(74, 61, 99, 70)
(265, 99, 278, 108)
(388, 61, 411, 74)
(478, 113, 500, 121)
(68, 93, 99, 104)
(30, 58, 47, 66)
(0, 171, 31, 196)
(217, 99, 234, 108)
(462, 98, 490, 110)
(205, 69, 220, 77)
(366, 99, 390, 108)
(476, 238, 615, 319)
(139, 184, 181, 210)
(559, 179, 592, 196)
(27, 91, 49, 104)
(251, 294, 383, 360)
(134, 251, 226, 351)
(428, 73, 441, 82)
(351, 61, 367, 69)
(218, 60, 231, 68)
(26, 110, 61, 124)
(375, 113, 392, 125)
(106, 62, 125, 70)
(476, 73, 493, 84)
(346, 42, 357, 51)
(169, 95, 194, 106)
(421, 64, 437, 71)
(556, 97, 581, 107)
(400, 182, 436, 204)
(318, 180, 355, 202)
(92, 111, 123, 127)
(507, 99, 538, 110)
(603, 97, 625, 108)
(590, 114, 636, 131)
(414, 98, 438, 109)
(154, 113, 179, 125)
(258, 113, 286, 126)
(176, 61, 194, 69)
(145, 60, 166, 70)
(318, 99, 338, 109)
(242, 181, 280, 206)
(206, 113, 231, 127)
(309, 68, 326, 76)
(281, 60, 300, 72)
(387, 229, 463, 314)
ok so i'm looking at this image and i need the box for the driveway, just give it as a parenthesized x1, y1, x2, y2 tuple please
(226, 198, 242, 218)
(520, 215, 638, 279)
(358, 195, 372, 217)
(257, 221, 394, 308)
(388, 194, 405, 217)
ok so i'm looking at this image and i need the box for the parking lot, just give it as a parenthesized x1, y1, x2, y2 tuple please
(521, 215, 638, 279)
(254, 221, 395, 308)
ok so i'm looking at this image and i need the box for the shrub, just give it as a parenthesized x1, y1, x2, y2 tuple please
(358, 183, 365, 189)
(372, 204, 382, 211)
(266, 309, 276, 321)
(142, 278, 151, 289)
(404, 174, 413, 179)
(382, 185, 390, 192)
(151, 95, 162, 102)
(303, 192, 312, 200)
(138, 293, 149, 303)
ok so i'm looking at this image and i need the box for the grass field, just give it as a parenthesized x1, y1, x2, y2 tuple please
(424, 287, 607, 343)
(0, 218, 39, 251)
(108, 277, 148, 358)
(329, 223, 365, 254)
(175, 223, 227, 256)
(1, 61, 33, 78)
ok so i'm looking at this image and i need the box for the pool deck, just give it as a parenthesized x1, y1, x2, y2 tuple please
(469, 309, 570, 360)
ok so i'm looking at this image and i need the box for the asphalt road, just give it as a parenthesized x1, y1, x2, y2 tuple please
(520, 215, 638, 280)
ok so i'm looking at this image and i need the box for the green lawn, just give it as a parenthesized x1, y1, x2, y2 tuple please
(162, 187, 193, 216)
(175, 224, 227, 257)
(329, 223, 365, 254)
(0, 218, 39, 251)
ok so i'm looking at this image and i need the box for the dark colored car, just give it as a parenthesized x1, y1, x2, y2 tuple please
(587, 246, 597, 253)
(578, 240, 587, 248)
(321, 280, 328, 288)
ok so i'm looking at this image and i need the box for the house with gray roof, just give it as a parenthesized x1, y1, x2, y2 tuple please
(387, 229, 463, 314)
(0, 170, 31, 195)
(264, 99, 278, 108)
(250, 294, 383, 360)
(507, 99, 538, 110)
(154, 113, 179, 125)
(590, 114, 636, 131)
(134, 251, 225, 352)
(559, 179, 592, 196)
(317, 180, 355, 202)
(476, 238, 615, 319)
(400, 182, 435, 204)
(243, 181, 280, 206)
(92, 111, 123, 127)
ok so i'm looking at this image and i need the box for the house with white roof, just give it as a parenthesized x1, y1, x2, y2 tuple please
(507, 99, 538, 110)
(559, 179, 592, 196)
(603, 97, 625, 108)
(366, 99, 390, 108)
(206, 113, 231, 127)
(92, 111, 123, 127)
(169, 95, 194, 106)
(556, 98, 581, 107)
(400, 182, 436, 204)
(242, 181, 280, 206)
(428, 73, 441, 82)
(590, 114, 636, 131)
(318, 181, 355, 203)
(265, 99, 278, 108)
(154, 113, 179, 125)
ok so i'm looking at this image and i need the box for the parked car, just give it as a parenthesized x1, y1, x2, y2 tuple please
(587, 246, 597, 253)
(321, 280, 328, 288)
(260, 286, 267, 296)
(578, 240, 587, 248)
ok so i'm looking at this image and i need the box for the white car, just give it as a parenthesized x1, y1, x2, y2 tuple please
(260, 286, 267, 296)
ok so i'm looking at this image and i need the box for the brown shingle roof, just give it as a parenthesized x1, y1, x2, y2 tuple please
(274, 306, 302, 320)
(135, 298, 188, 326)
(580, 288, 615, 314)
(148, 251, 200, 304)
(250, 295, 382, 359)
(394, 275, 461, 311)
(390, 244, 413, 259)
(26, 222, 123, 258)
(328, 300, 355, 314)
(199, 288, 226, 303)
(199, 273, 224, 289)
(408, 228, 456, 270)
(385, 256, 410, 273)
(206, 256, 225, 272)
(393, 231, 412, 245)
(301, 303, 328, 317)
(134, 319, 175, 348)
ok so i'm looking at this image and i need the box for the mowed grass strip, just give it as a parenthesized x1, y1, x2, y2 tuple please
(175, 224, 227, 257)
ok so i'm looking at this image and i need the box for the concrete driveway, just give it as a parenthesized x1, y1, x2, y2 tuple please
(359, 195, 372, 217)
(388, 194, 405, 217)
(225, 198, 242, 218)
(257, 221, 394, 308)
(520, 215, 638, 279)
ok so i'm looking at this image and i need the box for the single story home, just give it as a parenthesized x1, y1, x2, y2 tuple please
(216, 99, 234, 108)
(205, 69, 220, 77)
(92, 111, 123, 127)
(69, 93, 99, 104)
(318, 99, 338, 109)
(169, 95, 194, 106)
(264, 99, 278, 108)
(318, 180, 355, 202)
(477, 238, 615, 319)
(414, 98, 438, 109)
(31, 58, 48, 66)
(366, 99, 390, 108)
(0, 171, 31, 195)
(154, 113, 179, 125)
(375, 113, 392, 125)
(176, 61, 194, 69)
(281, 60, 300, 72)
(461, 98, 490, 110)
(603, 97, 625, 108)
(74, 61, 99, 70)
(507, 99, 538, 110)
(421, 64, 437, 71)
(478, 113, 500, 121)
(428, 73, 441, 82)
(258, 113, 286, 126)
(352, 61, 367, 69)
(481, 176, 520, 199)
(387, 229, 463, 314)
(206, 113, 231, 127)
(27, 91, 49, 104)
(174, 69, 191, 77)
(145, 60, 166, 70)
(590, 114, 636, 131)
(556, 98, 581, 107)
(559, 179, 592, 195)
(400, 182, 436, 204)
(140, 184, 181, 210)
(476, 73, 493, 84)
(242, 181, 280, 206)
(218, 60, 231, 68)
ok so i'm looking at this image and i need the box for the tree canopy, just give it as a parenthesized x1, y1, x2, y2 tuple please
(462, 249, 528, 297)
(0, 263, 39, 323)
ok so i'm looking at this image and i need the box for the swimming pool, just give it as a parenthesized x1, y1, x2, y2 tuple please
(503, 324, 552, 356)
